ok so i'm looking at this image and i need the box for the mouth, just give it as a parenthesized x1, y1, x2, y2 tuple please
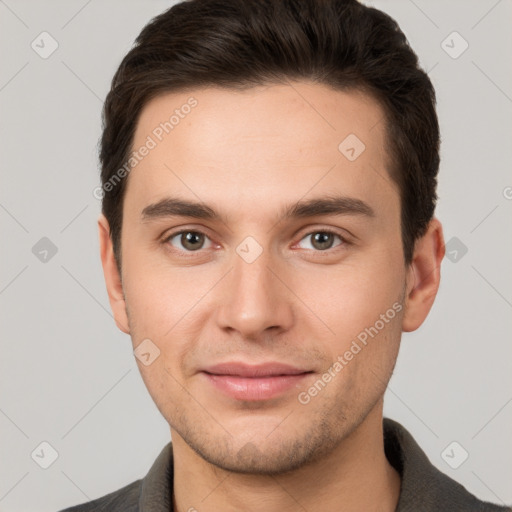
(201, 362, 314, 401)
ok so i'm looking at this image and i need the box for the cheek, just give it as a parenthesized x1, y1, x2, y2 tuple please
(122, 246, 210, 335)
(122, 256, 219, 388)
(290, 251, 405, 346)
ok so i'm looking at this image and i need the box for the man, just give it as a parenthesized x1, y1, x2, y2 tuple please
(60, 0, 511, 510)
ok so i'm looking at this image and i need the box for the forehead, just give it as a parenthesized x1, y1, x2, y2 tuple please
(125, 82, 397, 221)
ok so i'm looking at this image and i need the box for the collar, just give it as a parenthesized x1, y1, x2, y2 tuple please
(136, 418, 507, 511)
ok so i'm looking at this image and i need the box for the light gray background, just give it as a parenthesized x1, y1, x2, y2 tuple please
(1, 1, 511, 511)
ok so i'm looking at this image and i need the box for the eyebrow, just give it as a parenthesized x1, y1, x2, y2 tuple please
(141, 195, 375, 223)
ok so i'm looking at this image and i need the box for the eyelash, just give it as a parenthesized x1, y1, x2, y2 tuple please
(162, 228, 350, 255)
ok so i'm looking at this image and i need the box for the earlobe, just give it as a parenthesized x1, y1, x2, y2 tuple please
(402, 217, 445, 332)
(98, 214, 130, 334)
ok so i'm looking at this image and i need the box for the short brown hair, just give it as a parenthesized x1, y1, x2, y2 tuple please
(99, 0, 440, 269)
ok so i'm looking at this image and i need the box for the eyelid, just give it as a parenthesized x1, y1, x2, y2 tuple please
(293, 227, 350, 250)
(162, 225, 352, 255)
(162, 227, 216, 251)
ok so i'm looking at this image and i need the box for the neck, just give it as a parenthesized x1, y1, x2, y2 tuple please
(172, 400, 401, 512)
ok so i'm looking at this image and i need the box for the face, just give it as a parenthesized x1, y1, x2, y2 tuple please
(104, 82, 414, 474)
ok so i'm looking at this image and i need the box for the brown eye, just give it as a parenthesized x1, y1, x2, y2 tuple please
(298, 231, 344, 251)
(167, 231, 212, 251)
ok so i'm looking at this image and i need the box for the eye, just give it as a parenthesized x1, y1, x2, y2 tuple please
(165, 230, 213, 252)
(297, 230, 346, 251)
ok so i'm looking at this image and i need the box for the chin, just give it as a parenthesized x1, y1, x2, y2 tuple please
(178, 418, 349, 476)
(195, 439, 315, 475)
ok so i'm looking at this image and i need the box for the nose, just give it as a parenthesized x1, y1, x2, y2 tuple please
(215, 244, 294, 341)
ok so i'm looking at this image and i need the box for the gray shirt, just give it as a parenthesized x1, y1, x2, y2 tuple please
(59, 417, 511, 511)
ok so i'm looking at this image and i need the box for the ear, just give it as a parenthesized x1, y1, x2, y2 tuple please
(98, 214, 130, 334)
(402, 217, 445, 332)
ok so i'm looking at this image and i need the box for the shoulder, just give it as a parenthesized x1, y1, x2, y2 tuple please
(57, 441, 174, 512)
(383, 418, 512, 512)
(57, 478, 142, 512)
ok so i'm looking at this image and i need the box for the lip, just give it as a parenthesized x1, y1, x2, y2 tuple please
(201, 362, 312, 401)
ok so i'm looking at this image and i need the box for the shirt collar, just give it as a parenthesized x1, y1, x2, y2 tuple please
(137, 417, 487, 511)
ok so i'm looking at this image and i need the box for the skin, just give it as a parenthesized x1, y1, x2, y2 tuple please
(99, 81, 445, 512)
